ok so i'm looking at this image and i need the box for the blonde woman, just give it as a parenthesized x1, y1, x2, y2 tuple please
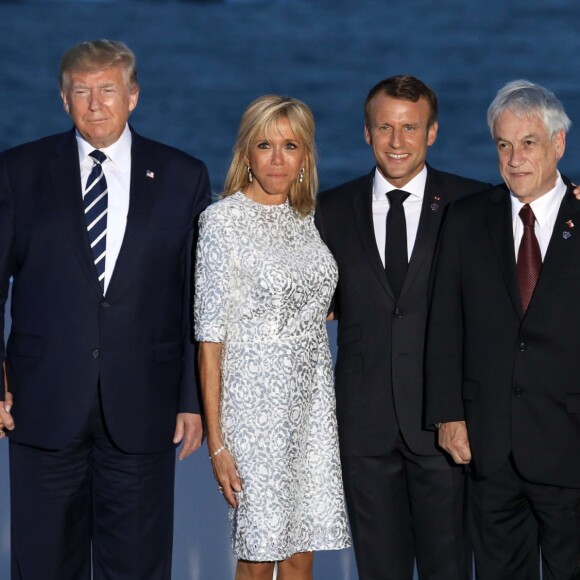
(194, 95, 350, 579)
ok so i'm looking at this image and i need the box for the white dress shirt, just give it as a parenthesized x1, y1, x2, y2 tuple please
(76, 124, 132, 294)
(372, 166, 427, 267)
(511, 173, 567, 261)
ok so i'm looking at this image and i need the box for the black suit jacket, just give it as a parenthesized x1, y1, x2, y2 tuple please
(425, 179, 580, 487)
(0, 129, 210, 453)
(316, 165, 487, 456)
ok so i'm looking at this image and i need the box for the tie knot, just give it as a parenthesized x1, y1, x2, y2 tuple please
(387, 189, 410, 208)
(519, 204, 536, 227)
(89, 150, 107, 165)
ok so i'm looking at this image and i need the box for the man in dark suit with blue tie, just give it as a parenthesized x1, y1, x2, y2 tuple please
(0, 40, 211, 579)
(315, 76, 488, 579)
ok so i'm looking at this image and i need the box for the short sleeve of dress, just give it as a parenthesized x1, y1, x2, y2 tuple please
(194, 205, 233, 343)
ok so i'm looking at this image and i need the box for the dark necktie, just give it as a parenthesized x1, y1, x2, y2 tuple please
(84, 150, 108, 291)
(517, 204, 542, 314)
(385, 189, 411, 299)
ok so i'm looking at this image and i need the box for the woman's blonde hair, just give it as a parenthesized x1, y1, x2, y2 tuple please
(224, 95, 318, 217)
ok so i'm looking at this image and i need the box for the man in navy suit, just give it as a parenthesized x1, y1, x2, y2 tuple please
(426, 80, 580, 579)
(315, 76, 488, 579)
(0, 40, 211, 579)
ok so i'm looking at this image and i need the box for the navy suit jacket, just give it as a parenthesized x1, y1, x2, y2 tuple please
(316, 165, 488, 456)
(0, 128, 211, 453)
(426, 178, 580, 487)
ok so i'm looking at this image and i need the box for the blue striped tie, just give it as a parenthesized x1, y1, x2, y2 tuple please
(84, 150, 108, 291)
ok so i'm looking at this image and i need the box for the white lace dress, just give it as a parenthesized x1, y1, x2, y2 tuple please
(194, 191, 350, 561)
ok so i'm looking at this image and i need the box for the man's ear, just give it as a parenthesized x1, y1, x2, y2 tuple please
(364, 125, 372, 146)
(61, 91, 71, 114)
(427, 120, 439, 147)
(128, 89, 139, 113)
(553, 130, 566, 160)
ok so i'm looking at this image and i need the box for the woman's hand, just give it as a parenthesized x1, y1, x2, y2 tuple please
(198, 342, 242, 505)
(210, 447, 243, 508)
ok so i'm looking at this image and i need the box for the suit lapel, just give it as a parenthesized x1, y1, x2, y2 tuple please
(48, 130, 104, 297)
(528, 182, 580, 311)
(352, 171, 394, 299)
(400, 167, 447, 296)
(105, 131, 158, 296)
(485, 185, 522, 317)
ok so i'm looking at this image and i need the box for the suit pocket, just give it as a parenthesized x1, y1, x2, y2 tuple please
(155, 341, 182, 362)
(6, 333, 44, 357)
(336, 353, 363, 375)
(560, 268, 580, 279)
(565, 394, 580, 413)
(462, 380, 478, 401)
(337, 325, 361, 345)
(150, 217, 191, 231)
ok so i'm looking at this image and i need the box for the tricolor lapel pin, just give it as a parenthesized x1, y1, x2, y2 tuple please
(563, 219, 574, 239)
(430, 195, 441, 212)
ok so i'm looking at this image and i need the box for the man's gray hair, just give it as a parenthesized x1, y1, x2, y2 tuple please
(487, 79, 571, 137)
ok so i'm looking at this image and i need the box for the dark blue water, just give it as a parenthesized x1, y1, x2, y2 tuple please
(1, 0, 579, 577)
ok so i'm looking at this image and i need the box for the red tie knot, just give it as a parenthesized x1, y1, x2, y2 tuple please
(519, 204, 536, 227)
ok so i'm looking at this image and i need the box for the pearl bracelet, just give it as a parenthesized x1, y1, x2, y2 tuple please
(210, 446, 226, 460)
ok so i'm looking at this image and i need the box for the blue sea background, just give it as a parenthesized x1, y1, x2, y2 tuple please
(1, 0, 579, 578)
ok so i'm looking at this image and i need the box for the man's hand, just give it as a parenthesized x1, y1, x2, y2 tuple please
(0, 392, 14, 438)
(438, 420, 471, 464)
(173, 412, 203, 460)
(574, 184, 580, 199)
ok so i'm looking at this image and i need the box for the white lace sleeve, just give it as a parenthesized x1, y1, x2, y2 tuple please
(194, 205, 233, 343)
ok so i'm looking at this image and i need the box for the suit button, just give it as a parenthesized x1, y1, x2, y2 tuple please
(519, 342, 526, 351)
(92, 349, 100, 359)
(514, 387, 522, 397)
(100, 301, 110, 309)
(393, 308, 403, 318)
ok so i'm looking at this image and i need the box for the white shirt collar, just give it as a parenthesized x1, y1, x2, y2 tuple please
(510, 172, 567, 227)
(372, 165, 427, 202)
(75, 124, 132, 170)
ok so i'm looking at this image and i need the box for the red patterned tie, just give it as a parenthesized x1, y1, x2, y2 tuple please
(517, 204, 542, 313)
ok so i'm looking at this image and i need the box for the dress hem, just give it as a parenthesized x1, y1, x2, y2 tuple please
(234, 540, 352, 563)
